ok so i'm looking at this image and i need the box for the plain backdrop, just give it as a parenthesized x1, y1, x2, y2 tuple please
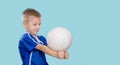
(0, 0, 120, 65)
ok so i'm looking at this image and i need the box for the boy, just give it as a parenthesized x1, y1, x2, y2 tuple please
(18, 8, 68, 65)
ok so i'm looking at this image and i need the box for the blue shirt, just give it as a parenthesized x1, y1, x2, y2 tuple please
(18, 33, 48, 65)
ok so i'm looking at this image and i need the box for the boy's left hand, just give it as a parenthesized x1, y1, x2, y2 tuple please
(57, 50, 69, 59)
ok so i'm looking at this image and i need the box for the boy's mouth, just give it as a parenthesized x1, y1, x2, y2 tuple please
(35, 30, 39, 32)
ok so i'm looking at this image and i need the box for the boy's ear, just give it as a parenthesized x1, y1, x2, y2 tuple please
(22, 21, 27, 27)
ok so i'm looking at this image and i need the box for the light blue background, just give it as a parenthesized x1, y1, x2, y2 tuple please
(0, 0, 120, 65)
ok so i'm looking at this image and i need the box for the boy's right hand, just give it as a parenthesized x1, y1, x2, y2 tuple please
(57, 51, 65, 59)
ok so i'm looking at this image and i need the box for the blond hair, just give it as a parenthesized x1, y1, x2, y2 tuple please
(22, 8, 41, 22)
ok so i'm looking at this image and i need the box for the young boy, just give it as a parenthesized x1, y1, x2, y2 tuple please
(18, 8, 68, 65)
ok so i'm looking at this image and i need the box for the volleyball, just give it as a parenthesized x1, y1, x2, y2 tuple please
(47, 27, 72, 51)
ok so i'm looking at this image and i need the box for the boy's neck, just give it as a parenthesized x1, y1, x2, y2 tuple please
(25, 32, 37, 38)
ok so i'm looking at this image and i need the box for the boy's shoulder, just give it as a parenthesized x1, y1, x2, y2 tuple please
(20, 33, 46, 41)
(20, 33, 29, 40)
(19, 33, 47, 45)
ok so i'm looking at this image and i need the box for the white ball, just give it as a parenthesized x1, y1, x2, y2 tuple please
(47, 27, 72, 51)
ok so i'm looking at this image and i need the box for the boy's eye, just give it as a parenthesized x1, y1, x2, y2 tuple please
(33, 24, 37, 26)
(33, 23, 41, 26)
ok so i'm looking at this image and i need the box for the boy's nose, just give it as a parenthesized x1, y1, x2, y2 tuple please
(36, 25, 40, 29)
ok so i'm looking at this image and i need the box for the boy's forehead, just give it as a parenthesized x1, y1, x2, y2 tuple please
(29, 16, 41, 21)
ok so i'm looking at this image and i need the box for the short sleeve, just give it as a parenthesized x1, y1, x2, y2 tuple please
(20, 36, 38, 51)
(38, 36, 48, 46)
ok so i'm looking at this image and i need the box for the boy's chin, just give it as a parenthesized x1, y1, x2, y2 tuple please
(31, 32, 38, 36)
(34, 32, 38, 35)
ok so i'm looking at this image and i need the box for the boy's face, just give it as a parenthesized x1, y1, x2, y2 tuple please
(23, 16, 41, 36)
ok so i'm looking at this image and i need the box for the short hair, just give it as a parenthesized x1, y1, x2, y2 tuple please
(22, 8, 41, 22)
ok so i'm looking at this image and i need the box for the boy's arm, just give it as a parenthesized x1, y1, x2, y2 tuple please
(35, 44, 64, 59)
